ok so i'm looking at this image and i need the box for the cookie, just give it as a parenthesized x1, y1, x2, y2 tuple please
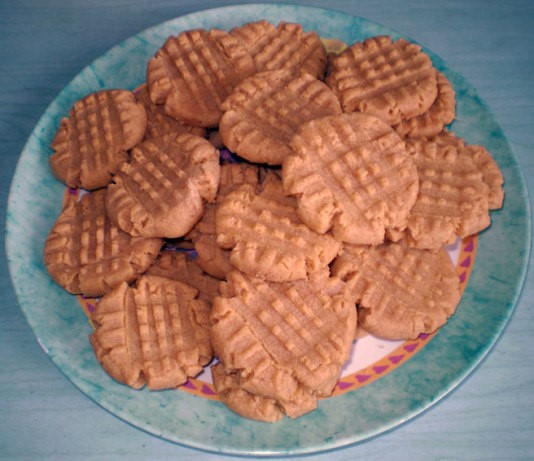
(283, 112, 419, 245)
(211, 362, 284, 423)
(50, 89, 147, 190)
(430, 131, 504, 210)
(332, 241, 461, 340)
(105, 132, 220, 238)
(326, 35, 438, 125)
(220, 69, 342, 165)
(145, 249, 220, 305)
(215, 173, 342, 282)
(465, 144, 504, 210)
(393, 71, 456, 138)
(230, 20, 327, 79)
(90, 275, 212, 390)
(146, 28, 256, 127)
(43, 189, 162, 297)
(387, 135, 492, 249)
(187, 163, 260, 279)
(136, 84, 206, 139)
(210, 269, 356, 420)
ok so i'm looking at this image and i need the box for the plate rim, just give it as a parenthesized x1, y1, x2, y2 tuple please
(5, 2, 532, 456)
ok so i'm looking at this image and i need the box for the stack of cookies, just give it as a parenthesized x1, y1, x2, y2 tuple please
(44, 20, 504, 423)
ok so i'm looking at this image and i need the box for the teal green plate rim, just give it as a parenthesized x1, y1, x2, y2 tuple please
(5, 4, 531, 456)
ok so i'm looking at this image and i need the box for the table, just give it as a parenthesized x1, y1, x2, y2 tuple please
(1, 1, 533, 459)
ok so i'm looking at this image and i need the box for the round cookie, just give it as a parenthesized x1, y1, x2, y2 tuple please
(332, 241, 461, 340)
(145, 249, 220, 306)
(429, 131, 504, 210)
(326, 35, 438, 125)
(105, 132, 220, 239)
(461, 144, 504, 211)
(50, 89, 147, 190)
(211, 362, 285, 423)
(220, 69, 342, 165)
(146, 28, 257, 127)
(393, 71, 456, 138)
(44, 189, 162, 297)
(283, 112, 419, 245)
(136, 84, 206, 139)
(387, 135, 492, 249)
(215, 173, 342, 282)
(210, 269, 356, 420)
(187, 163, 260, 280)
(90, 275, 212, 390)
(229, 20, 327, 79)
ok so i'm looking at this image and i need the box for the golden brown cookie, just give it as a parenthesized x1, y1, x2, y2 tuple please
(90, 275, 212, 390)
(466, 144, 504, 210)
(326, 35, 438, 125)
(211, 362, 284, 423)
(136, 84, 206, 139)
(210, 269, 356, 420)
(187, 163, 260, 279)
(219, 69, 342, 165)
(145, 249, 220, 305)
(332, 241, 461, 340)
(50, 89, 147, 190)
(283, 112, 419, 245)
(387, 135, 492, 249)
(429, 131, 504, 210)
(393, 71, 456, 138)
(229, 20, 327, 79)
(215, 173, 342, 282)
(105, 132, 220, 238)
(44, 189, 162, 297)
(146, 28, 256, 127)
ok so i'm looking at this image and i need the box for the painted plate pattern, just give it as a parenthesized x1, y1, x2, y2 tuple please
(5, 4, 530, 456)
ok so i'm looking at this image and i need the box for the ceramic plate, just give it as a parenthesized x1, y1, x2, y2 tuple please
(6, 3, 530, 456)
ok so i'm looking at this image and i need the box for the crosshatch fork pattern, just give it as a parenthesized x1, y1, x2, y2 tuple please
(212, 270, 355, 395)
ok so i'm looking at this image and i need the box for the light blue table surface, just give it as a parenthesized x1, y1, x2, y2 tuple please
(1, 1, 533, 460)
